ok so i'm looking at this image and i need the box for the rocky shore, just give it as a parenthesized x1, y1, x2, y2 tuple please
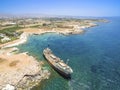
(0, 47, 50, 90)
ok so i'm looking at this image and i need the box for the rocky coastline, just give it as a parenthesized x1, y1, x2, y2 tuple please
(0, 20, 101, 90)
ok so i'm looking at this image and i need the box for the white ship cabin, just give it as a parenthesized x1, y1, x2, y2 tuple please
(50, 54, 56, 59)
(59, 62, 67, 67)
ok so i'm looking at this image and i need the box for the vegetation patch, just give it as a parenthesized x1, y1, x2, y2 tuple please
(0, 26, 23, 36)
(9, 60, 19, 67)
(0, 58, 6, 63)
(30, 25, 41, 28)
(0, 26, 23, 44)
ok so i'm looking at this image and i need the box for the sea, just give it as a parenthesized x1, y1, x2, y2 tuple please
(17, 17, 120, 90)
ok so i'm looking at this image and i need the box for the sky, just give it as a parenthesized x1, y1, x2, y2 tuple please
(0, 0, 120, 16)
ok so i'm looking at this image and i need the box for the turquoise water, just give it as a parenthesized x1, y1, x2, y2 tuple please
(17, 17, 120, 90)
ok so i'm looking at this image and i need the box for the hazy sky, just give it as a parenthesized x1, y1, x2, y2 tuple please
(0, 0, 120, 16)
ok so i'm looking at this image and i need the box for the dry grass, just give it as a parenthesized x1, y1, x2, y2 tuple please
(9, 60, 19, 67)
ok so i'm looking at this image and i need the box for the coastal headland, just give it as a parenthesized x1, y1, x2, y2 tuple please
(0, 18, 107, 89)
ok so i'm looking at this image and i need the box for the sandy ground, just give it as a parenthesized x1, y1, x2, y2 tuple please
(0, 48, 38, 84)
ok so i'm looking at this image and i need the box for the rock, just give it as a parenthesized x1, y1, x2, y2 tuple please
(2, 84, 15, 90)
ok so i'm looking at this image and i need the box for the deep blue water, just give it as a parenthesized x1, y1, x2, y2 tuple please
(17, 17, 120, 90)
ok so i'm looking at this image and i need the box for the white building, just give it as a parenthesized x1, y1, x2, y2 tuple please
(1, 36, 11, 42)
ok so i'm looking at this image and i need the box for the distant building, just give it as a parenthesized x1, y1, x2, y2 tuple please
(9, 22, 16, 25)
(1, 36, 11, 42)
(0, 33, 6, 38)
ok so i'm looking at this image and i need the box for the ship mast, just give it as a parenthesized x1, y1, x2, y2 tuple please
(66, 59, 69, 65)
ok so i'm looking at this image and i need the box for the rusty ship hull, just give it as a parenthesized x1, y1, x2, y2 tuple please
(43, 48, 73, 79)
(44, 55, 71, 79)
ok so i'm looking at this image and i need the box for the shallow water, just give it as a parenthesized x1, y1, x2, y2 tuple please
(17, 17, 120, 90)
